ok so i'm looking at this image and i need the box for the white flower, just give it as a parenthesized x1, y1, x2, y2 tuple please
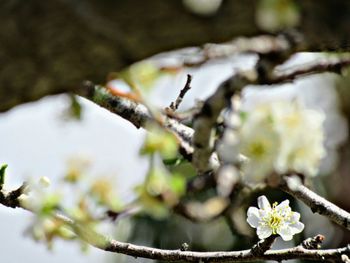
(236, 100, 325, 183)
(247, 195, 304, 241)
(239, 126, 279, 183)
(271, 101, 325, 176)
(238, 105, 279, 183)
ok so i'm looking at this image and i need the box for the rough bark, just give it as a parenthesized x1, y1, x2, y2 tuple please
(1, 0, 350, 111)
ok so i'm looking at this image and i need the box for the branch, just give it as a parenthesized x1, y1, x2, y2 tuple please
(168, 74, 193, 112)
(250, 235, 277, 255)
(0, 183, 27, 208)
(280, 176, 350, 231)
(270, 55, 350, 84)
(1, 188, 350, 262)
(192, 73, 253, 173)
(181, 32, 301, 67)
(79, 82, 221, 168)
(80, 82, 193, 140)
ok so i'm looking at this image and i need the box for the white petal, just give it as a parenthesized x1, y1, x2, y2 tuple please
(257, 225, 272, 239)
(276, 199, 289, 210)
(258, 196, 271, 211)
(289, 221, 304, 234)
(290, 211, 301, 222)
(259, 209, 269, 218)
(278, 226, 293, 241)
(247, 207, 260, 228)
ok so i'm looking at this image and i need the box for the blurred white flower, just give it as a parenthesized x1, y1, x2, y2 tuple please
(271, 101, 326, 176)
(236, 100, 325, 183)
(238, 109, 279, 183)
(247, 195, 304, 241)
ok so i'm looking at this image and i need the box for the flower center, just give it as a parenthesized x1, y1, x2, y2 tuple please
(266, 202, 284, 234)
(268, 213, 283, 234)
(248, 142, 266, 158)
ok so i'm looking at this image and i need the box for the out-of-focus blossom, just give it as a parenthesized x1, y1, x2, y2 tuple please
(238, 109, 279, 183)
(271, 102, 325, 176)
(235, 100, 325, 183)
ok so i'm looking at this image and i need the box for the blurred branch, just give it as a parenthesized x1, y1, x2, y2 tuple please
(1, 185, 349, 262)
(270, 55, 350, 84)
(181, 32, 301, 67)
(0, 183, 27, 208)
(192, 73, 252, 173)
(280, 176, 350, 231)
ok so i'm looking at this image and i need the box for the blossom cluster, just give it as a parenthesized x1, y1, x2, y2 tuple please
(247, 195, 304, 241)
(225, 100, 326, 183)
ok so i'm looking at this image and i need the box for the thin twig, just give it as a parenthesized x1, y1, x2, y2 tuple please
(168, 74, 192, 111)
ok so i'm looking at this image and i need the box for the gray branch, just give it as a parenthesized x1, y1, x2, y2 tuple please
(79, 82, 220, 168)
(1, 186, 350, 263)
(280, 176, 350, 231)
(270, 55, 350, 84)
(192, 73, 252, 174)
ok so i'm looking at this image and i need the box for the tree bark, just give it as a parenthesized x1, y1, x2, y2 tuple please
(1, 0, 350, 111)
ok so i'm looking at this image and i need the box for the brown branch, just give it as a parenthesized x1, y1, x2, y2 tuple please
(280, 176, 350, 231)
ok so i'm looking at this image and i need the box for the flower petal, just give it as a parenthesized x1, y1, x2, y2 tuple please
(258, 195, 271, 211)
(247, 207, 260, 228)
(276, 199, 289, 210)
(278, 226, 293, 241)
(289, 221, 304, 234)
(257, 225, 272, 239)
(290, 211, 301, 222)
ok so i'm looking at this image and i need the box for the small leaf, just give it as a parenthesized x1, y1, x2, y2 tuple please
(141, 127, 178, 159)
(0, 164, 8, 186)
(169, 173, 186, 196)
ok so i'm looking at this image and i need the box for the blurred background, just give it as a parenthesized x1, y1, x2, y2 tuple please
(2, 0, 350, 263)
(1, 52, 350, 263)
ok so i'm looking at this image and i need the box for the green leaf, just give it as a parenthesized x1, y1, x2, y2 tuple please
(140, 127, 178, 159)
(162, 157, 181, 166)
(169, 173, 186, 196)
(0, 164, 8, 186)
